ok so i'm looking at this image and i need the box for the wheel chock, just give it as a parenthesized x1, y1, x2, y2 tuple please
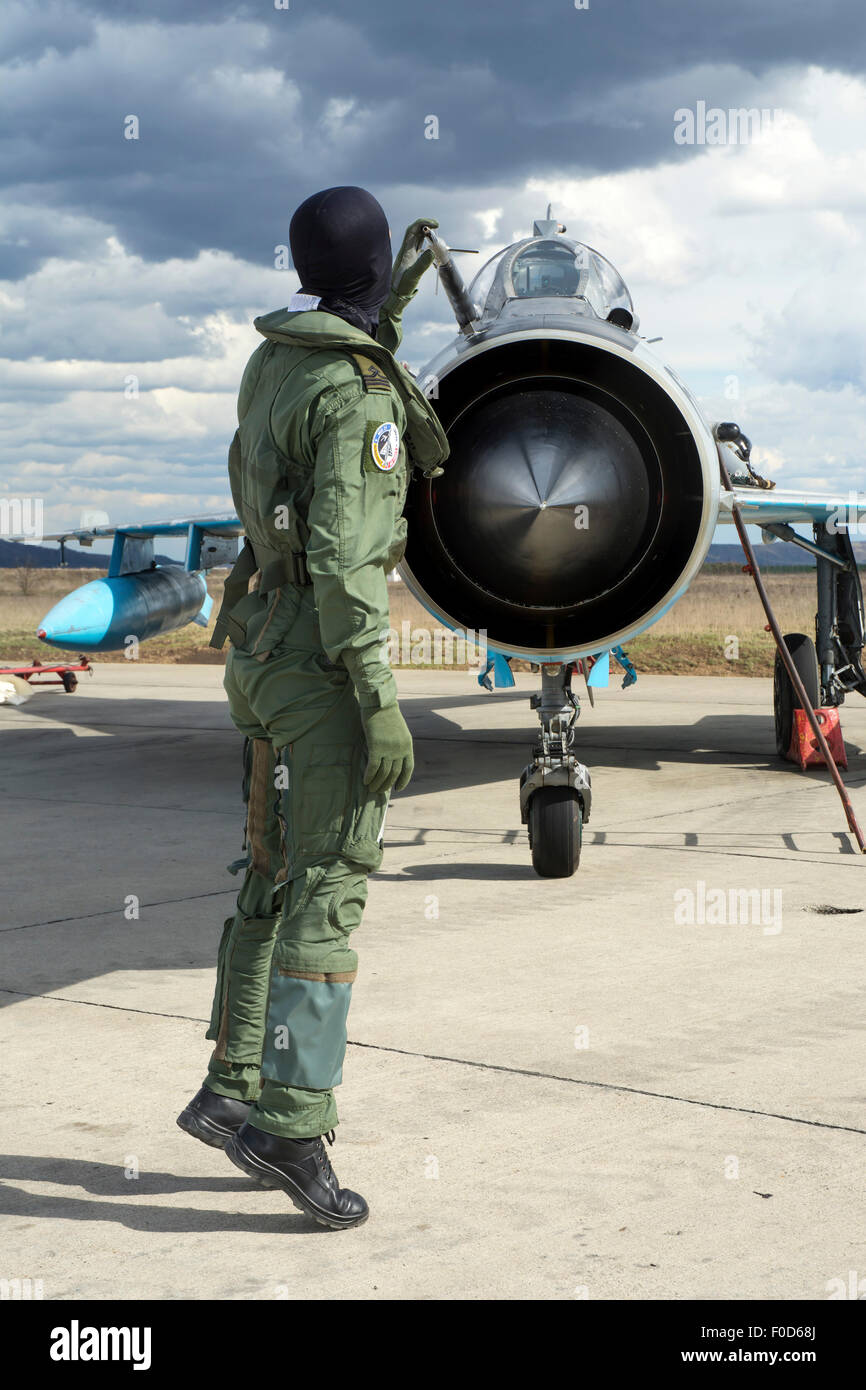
(786, 707, 847, 770)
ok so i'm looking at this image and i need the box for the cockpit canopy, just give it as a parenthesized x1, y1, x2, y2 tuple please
(468, 236, 635, 327)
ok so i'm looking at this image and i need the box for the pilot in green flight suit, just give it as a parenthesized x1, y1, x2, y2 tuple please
(177, 187, 448, 1229)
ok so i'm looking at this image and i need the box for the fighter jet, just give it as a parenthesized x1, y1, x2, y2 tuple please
(32, 212, 866, 876)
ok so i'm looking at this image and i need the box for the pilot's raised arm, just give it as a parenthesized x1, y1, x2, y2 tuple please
(376, 217, 439, 355)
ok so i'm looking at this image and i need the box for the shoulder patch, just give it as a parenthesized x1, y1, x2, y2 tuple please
(368, 421, 400, 472)
(352, 352, 391, 394)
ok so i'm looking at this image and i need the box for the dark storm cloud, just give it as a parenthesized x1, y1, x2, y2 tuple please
(72, 0, 866, 85)
(1, 0, 864, 281)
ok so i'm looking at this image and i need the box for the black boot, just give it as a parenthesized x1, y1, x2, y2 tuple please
(176, 1087, 252, 1150)
(225, 1121, 369, 1230)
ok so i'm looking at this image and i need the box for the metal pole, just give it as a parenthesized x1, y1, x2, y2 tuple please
(719, 445, 866, 852)
(421, 227, 479, 335)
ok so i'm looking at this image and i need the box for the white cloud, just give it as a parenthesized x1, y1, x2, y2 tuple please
(1, 62, 865, 539)
(472, 208, 503, 241)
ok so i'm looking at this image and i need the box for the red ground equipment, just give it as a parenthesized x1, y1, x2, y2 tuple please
(787, 706, 848, 771)
(0, 656, 92, 692)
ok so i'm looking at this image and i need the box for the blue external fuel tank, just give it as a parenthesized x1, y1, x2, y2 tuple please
(37, 566, 212, 652)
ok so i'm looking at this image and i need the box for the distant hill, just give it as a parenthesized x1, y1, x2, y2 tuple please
(0, 539, 175, 569)
(3, 537, 864, 573)
(705, 541, 866, 567)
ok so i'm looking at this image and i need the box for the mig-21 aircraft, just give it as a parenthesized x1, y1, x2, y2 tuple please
(32, 212, 866, 877)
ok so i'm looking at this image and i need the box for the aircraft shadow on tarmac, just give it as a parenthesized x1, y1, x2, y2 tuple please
(1, 681, 863, 1012)
(3, 687, 863, 791)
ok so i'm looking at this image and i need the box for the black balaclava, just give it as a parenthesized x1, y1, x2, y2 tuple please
(289, 186, 392, 339)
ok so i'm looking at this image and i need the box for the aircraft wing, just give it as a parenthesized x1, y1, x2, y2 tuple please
(37, 513, 244, 545)
(718, 486, 854, 527)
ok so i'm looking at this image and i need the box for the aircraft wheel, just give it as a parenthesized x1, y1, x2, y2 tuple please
(774, 633, 820, 758)
(529, 786, 583, 877)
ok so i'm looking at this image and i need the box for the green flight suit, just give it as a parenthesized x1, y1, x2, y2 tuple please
(203, 287, 448, 1138)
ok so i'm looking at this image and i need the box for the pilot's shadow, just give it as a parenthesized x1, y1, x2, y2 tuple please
(0, 1154, 325, 1236)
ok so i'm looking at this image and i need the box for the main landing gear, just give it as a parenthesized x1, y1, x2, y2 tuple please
(768, 521, 866, 757)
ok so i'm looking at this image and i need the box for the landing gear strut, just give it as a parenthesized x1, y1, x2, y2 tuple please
(719, 425, 866, 850)
(520, 664, 591, 878)
(765, 519, 866, 758)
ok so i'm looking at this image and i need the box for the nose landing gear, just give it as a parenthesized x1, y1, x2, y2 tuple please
(520, 663, 591, 877)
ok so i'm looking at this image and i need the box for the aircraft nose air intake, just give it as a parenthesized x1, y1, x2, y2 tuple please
(403, 335, 718, 660)
(439, 385, 658, 609)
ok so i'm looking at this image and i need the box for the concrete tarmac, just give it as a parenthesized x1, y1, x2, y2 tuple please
(1, 664, 865, 1301)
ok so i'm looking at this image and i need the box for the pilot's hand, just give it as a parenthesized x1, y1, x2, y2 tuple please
(392, 217, 438, 297)
(361, 702, 414, 795)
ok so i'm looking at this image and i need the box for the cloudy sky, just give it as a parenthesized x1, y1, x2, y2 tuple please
(1, 0, 865, 551)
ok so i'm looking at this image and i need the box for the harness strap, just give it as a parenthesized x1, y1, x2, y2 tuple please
(210, 538, 258, 650)
(210, 540, 311, 651)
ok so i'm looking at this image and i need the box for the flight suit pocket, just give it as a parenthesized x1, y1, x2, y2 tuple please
(343, 789, 388, 872)
(248, 586, 303, 660)
(296, 743, 356, 857)
(326, 872, 369, 937)
(294, 741, 387, 871)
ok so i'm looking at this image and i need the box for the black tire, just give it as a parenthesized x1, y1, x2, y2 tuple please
(774, 633, 820, 758)
(62, 672, 77, 693)
(529, 786, 583, 877)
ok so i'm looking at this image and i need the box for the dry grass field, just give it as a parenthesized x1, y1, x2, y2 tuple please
(0, 565, 840, 676)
